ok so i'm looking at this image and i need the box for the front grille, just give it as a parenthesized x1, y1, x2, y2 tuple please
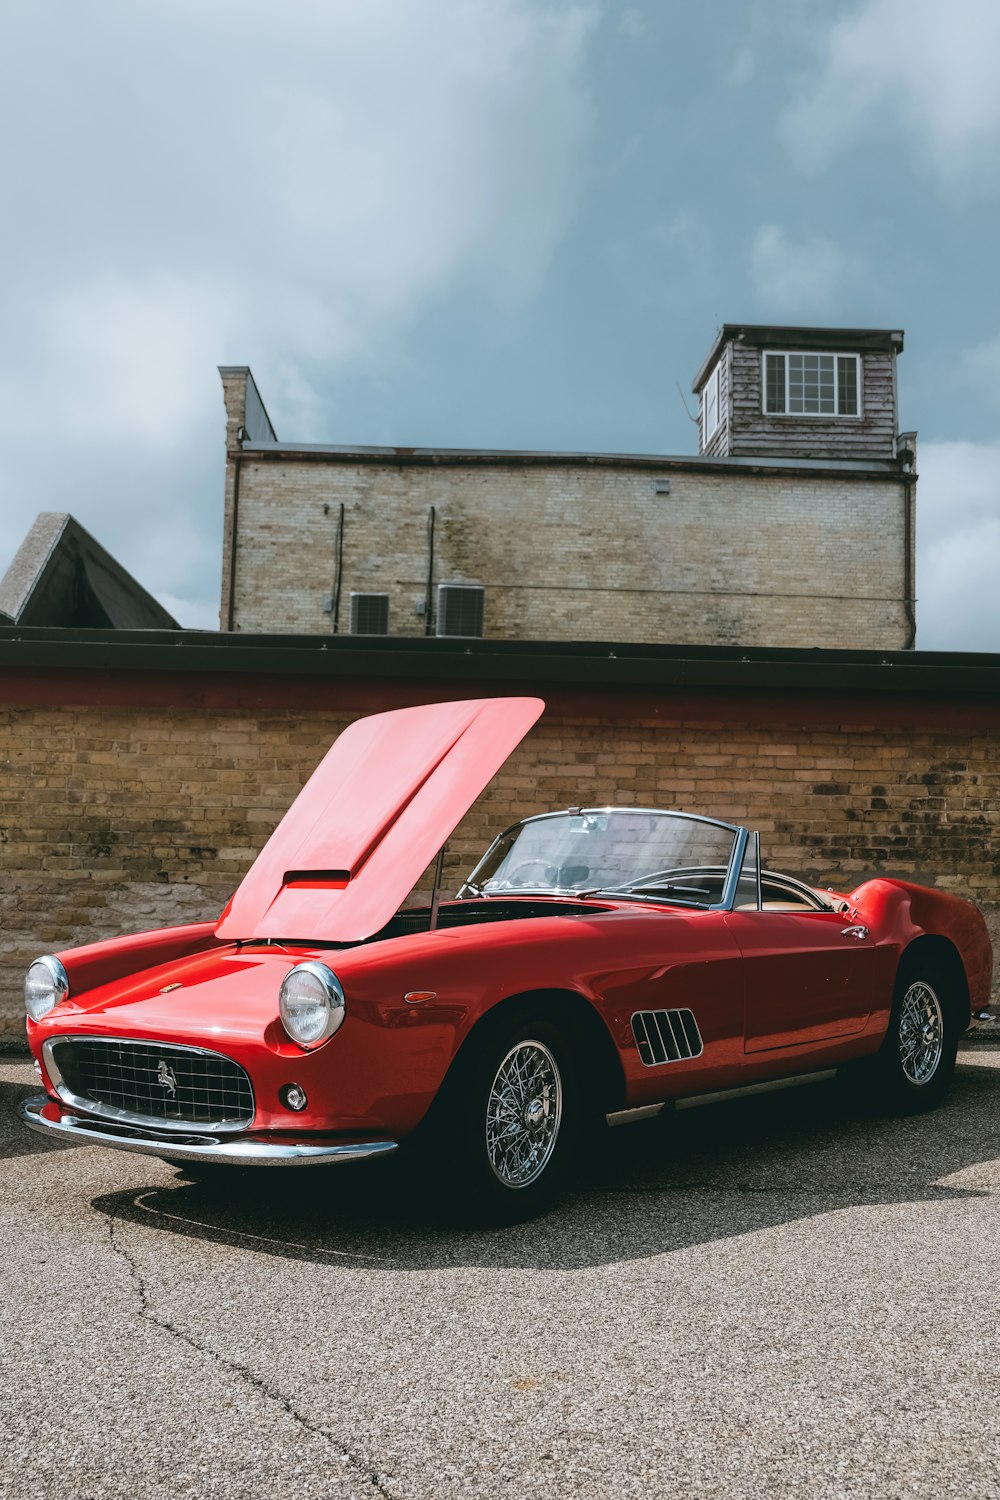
(632, 1009, 704, 1066)
(47, 1038, 254, 1131)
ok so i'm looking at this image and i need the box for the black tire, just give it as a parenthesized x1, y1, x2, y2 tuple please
(420, 1015, 585, 1225)
(850, 955, 961, 1114)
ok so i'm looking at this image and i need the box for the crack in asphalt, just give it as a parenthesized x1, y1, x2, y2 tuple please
(104, 1210, 399, 1500)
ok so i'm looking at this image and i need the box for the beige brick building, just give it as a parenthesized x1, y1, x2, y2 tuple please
(220, 324, 916, 648)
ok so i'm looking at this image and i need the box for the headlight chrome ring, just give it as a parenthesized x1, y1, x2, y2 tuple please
(24, 955, 70, 1023)
(278, 961, 346, 1049)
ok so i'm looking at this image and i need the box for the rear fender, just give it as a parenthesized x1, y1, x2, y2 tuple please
(850, 879, 992, 1019)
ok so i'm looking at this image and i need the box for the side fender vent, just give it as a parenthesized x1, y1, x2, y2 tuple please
(631, 1009, 703, 1066)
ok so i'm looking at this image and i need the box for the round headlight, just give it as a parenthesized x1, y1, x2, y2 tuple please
(24, 956, 69, 1022)
(278, 962, 346, 1048)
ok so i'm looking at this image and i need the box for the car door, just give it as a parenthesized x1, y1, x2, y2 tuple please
(724, 908, 875, 1053)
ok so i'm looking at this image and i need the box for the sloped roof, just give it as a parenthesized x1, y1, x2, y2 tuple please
(0, 513, 180, 629)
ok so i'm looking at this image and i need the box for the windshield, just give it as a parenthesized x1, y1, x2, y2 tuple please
(463, 809, 743, 909)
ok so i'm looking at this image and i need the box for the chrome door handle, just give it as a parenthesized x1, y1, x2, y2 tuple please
(841, 925, 869, 941)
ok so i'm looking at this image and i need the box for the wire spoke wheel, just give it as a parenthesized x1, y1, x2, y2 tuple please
(485, 1039, 562, 1189)
(897, 980, 944, 1085)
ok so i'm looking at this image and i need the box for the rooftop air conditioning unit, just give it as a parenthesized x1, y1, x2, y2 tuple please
(436, 583, 484, 639)
(349, 592, 389, 635)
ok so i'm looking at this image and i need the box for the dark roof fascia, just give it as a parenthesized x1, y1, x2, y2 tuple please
(692, 324, 905, 393)
(1, 627, 998, 698)
(238, 441, 902, 482)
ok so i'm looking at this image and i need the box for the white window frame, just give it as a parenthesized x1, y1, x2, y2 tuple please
(762, 351, 861, 418)
(702, 362, 722, 440)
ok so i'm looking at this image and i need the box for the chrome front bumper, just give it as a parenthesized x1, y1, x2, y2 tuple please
(19, 1094, 399, 1167)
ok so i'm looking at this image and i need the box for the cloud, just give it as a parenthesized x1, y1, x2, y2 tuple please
(0, 276, 237, 447)
(916, 439, 1000, 649)
(618, 8, 645, 38)
(749, 225, 860, 318)
(158, 592, 220, 632)
(727, 46, 757, 86)
(654, 209, 711, 255)
(780, 0, 1000, 182)
(0, 0, 596, 623)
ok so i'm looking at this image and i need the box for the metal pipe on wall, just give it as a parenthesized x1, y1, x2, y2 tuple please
(425, 506, 435, 636)
(225, 452, 242, 632)
(903, 475, 916, 650)
(331, 503, 345, 633)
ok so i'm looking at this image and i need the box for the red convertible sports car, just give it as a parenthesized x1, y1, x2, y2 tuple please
(20, 696, 993, 1221)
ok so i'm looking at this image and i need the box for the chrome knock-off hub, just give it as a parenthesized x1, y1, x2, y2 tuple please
(524, 1097, 547, 1130)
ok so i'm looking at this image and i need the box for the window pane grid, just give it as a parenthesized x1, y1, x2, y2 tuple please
(838, 358, 858, 415)
(765, 352, 859, 417)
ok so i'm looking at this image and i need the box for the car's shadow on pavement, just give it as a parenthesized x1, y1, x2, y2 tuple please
(0, 1077, 72, 1160)
(91, 1059, 1000, 1271)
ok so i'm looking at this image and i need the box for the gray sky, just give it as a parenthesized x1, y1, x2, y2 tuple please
(2, 0, 998, 647)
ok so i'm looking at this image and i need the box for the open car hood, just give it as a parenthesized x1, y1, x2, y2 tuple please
(216, 696, 545, 943)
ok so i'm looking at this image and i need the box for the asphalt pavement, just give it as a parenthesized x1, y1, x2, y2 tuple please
(3, 1049, 1000, 1500)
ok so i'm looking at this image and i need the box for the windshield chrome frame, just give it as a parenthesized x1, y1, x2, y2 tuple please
(462, 807, 750, 913)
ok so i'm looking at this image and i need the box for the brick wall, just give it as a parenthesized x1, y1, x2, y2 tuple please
(225, 454, 910, 650)
(3, 694, 998, 1046)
